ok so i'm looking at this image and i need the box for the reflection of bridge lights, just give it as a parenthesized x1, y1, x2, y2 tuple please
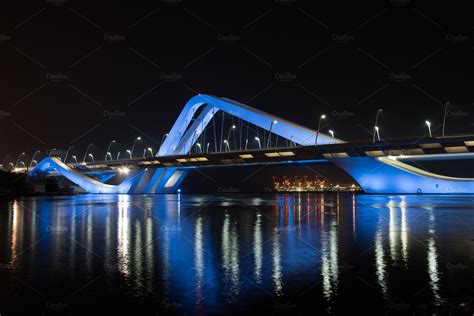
(119, 167, 130, 175)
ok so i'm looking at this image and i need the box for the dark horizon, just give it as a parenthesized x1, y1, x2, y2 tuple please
(1, 1, 473, 158)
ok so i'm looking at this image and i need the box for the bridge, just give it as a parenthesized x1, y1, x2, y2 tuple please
(29, 94, 474, 194)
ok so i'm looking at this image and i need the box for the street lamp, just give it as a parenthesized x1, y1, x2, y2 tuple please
(442, 101, 450, 138)
(88, 153, 94, 163)
(425, 121, 432, 137)
(82, 143, 93, 163)
(267, 120, 278, 149)
(196, 143, 202, 153)
(130, 137, 141, 159)
(315, 114, 326, 146)
(1, 155, 10, 170)
(29, 150, 40, 169)
(223, 140, 230, 152)
(255, 137, 261, 149)
(160, 133, 169, 147)
(225, 125, 236, 150)
(126, 149, 132, 159)
(71, 155, 78, 164)
(373, 109, 382, 143)
(147, 147, 153, 156)
(206, 142, 210, 153)
(105, 140, 116, 161)
(15, 152, 25, 168)
(329, 130, 335, 138)
(64, 146, 73, 164)
(245, 138, 249, 150)
(375, 126, 381, 142)
(48, 148, 57, 156)
(106, 152, 112, 161)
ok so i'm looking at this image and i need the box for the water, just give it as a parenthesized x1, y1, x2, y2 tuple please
(0, 193, 473, 315)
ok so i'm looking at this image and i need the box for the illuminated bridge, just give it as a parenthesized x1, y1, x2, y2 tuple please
(29, 94, 474, 194)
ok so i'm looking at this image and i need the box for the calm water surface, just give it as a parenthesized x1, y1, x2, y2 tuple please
(0, 193, 473, 315)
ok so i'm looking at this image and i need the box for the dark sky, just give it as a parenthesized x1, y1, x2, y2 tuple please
(1, 1, 473, 161)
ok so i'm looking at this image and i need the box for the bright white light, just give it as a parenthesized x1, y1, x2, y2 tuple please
(425, 120, 431, 126)
(254, 137, 260, 141)
(375, 126, 379, 131)
(329, 130, 334, 138)
(119, 167, 130, 175)
(136, 137, 141, 140)
(223, 140, 228, 143)
(273, 120, 278, 124)
(231, 125, 236, 129)
(321, 114, 326, 119)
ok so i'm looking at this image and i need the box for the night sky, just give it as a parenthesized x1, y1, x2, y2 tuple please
(1, 1, 473, 160)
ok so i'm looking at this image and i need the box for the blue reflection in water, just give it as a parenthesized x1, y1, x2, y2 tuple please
(0, 194, 473, 314)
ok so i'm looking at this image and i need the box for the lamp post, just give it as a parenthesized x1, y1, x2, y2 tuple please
(105, 140, 116, 161)
(373, 109, 382, 143)
(255, 137, 261, 149)
(226, 125, 236, 150)
(223, 140, 230, 152)
(88, 153, 94, 163)
(206, 142, 210, 153)
(196, 143, 201, 153)
(15, 152, 25, 168)
(106, 152, 112, 161)
(126, 149, 132, 159)
(245, 138, 249, 150)
(64, 146, 73, 164)
(375, 126, 381, 141)
(71, 155, 78, 164)
(29, 150, 40, 169)
(315, 114, 326, 146)
(82, 143, 93, 163)
(1, 155, 10, 170)
(425, 121, 432, 138)
(48, 148, 57, 156)
(116, 152, 121, 161)
(267, 120, 277, 149)
(442, 101, 450, 138)
(329, 130, 334, 138)
(130, 137, 141, 159)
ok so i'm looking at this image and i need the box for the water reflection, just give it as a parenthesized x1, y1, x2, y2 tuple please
(0, 194, 471, 314)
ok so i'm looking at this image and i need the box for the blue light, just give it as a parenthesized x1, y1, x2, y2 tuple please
(177, 188, 182, 194)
